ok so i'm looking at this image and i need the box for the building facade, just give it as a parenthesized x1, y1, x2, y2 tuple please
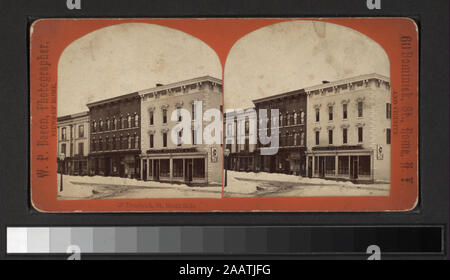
(253, 89, 307, 175)
(305, 73, 391, 183)
(224, 108, 258, 172)
(57, 111, 90, 175)
(87, 92, 141, 178)
(139, 76, 223, 185)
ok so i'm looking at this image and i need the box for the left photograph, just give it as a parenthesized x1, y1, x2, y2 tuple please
(54, 22, 223, 200)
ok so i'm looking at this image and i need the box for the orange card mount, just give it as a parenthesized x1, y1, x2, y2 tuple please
(30, 18, 418, 212)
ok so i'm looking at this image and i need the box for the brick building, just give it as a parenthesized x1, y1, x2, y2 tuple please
(253, 89, 307, 175)
(305, 73, 391, 183)
(224, 108, 258, 172)
(139, 76, 223, 185)
(57, 111, 90, 175)
(87, 92, 141, 178)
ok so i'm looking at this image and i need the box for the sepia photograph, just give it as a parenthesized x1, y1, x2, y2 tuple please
(223, 20, 391, 197)
(55, 22, 223, 200)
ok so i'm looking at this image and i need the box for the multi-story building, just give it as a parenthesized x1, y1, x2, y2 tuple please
(253, 89, 307, 175)
(139, 76, 223, 185)
(224, 108, 258, 172)
(57, 111, 90, 175)
(87, 92, 141, 178)
(305, 73, 391, 183)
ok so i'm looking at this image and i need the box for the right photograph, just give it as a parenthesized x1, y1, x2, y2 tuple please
(223, 20, 391, 198)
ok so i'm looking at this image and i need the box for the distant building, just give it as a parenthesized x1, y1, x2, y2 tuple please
(305, 73, 391, 183)
(224, 108, 258, 172)
(87, 92, 141, 178)
(57, 111, 90, 175)
(139, 76, 223, 185)
(253, 89, 307, 175)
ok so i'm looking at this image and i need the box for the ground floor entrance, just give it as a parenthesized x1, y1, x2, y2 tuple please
(256, 148, 306, 176)
(89, 151, 140, 179)
(306, 150, 373, 182)
(58, 156, 89, 176)
(141, 152, 208, 185)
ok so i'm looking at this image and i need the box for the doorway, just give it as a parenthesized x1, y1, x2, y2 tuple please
(350, 156, 358, 179)
(142, 159, 147, 181)
(185, 159, 193, 183)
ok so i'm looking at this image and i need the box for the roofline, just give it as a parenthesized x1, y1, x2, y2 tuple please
(57, 111, 89, 121)
(253, 88, 306, 104)
(304, 73, 390, 93)
(138, 76, 222, 97)
(87, 91, 139, 108)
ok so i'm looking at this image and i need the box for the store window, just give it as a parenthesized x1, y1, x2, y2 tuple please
(193, 158, 205, 178)
(325, 156, 335, 175)
(358, 156, 371, 176)
(160, 159, 170, 177)
(338, 156, 349, 175)
(173, 159, 183, 178)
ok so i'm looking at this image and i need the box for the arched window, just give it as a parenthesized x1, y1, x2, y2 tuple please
(294, 112, 298, 125)
(127, 135, 131, 149)
(128, 115, 132, 128)
(135, 135, 139, 149)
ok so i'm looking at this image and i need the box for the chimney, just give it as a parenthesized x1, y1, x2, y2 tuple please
(156, 83, 164, 87)
(322, 80, 330, 84)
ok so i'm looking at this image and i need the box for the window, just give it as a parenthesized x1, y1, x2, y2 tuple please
(135, 114, 139, 127)
(177, 109, 182, 122)
(61, 143, 66, 155)
(112, 118, 116, 130)
(300, 111, 305, 124)
(325, 156, 335, 175)
(162, 109, 167, 124)
(163, 132, 167, 147)
(128, 136, 131, 149)
(149, 111, 154, 125)
(358, 101, 363, 117)
(300, 132, 305, 146)
(160, 159, 170, 177)
(112, 137, 116, 150)
(328, 130, 333, 145)
(99, 120, 103, 131)
(386, 128, 391, 144)
(192, 129, 196, 145)
(106, 120, 110, 131)
(61, 127, 66, 140)
(338, 156, 349, 175)
(78, 125, 84, 138)
(192, 103, 196, 120)
(127, 115, 132, 128)
(98, 138, 103, 151)
(173, 159, 183, 177)
(193, 158, 205, 178)
(358, 156, 371, 176)
(91, 140, 96, 152)
(315, 131, 320, 145)
(294, 112, 298, 125)
(358, 127, 363, 143)
(328, 106, 333, 121)
(177, 130, 182, 146)
(343, 128, 348, 144)
(149, 134, 154, 148)
(315, 108, 320, 122)
(343, 104, 348, 119)
(386, 103, 391, 119)
(134, 135, 139, 149)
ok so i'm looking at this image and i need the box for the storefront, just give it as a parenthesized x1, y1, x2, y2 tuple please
(141, 148, 209, 185)
(228, 152, 256, 172)
(256, 148, 306, 176)
(306, 145, 374, 182)
(89, 151, 140, 178)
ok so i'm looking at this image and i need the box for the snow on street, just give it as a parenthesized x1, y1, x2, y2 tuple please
(57, 174, 222, 200)
(224, 171, 390, 197)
